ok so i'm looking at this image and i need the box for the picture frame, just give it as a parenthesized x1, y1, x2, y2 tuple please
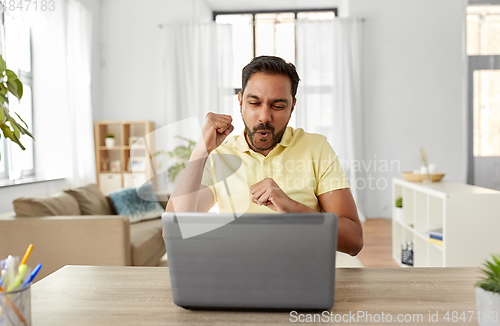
(110, 160, 121, 172)
(128, 157, 147, 172)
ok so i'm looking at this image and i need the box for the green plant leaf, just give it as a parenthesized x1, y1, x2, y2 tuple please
(0, 84, 8, 96)
(6, 78, 21, 100)
(14, 79, 23, 99)
(5, 69, 23, 100)
(9, 115, 33, 139)
(395, 197, 403, 208)
(168, 162, 187, 183)
(0, 124, 25, 150)
(477, 253, 500, 295)
(5, 69, 18, 81)
(152, 150, 167, 158)
(0, 55, 6, 73)
(8, 119, 21, 140)
(14, 112, 29, 130)
(0, 107, 5, 122)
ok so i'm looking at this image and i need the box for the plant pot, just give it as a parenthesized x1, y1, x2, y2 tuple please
(105, 138, 115, 148)
(394, 207, 404, 223)
(475, 287, 500, 326)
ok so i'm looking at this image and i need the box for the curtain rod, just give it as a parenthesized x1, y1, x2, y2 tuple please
(158, 18, 365, 28)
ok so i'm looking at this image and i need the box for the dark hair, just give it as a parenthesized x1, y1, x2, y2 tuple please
(241, 56, 301, 99)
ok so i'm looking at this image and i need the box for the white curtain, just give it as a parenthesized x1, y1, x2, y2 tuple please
(296, 18, 365, 221)
(20, 0, 95, 187)
(65, 0, 95, 187)
(162, 22, 233, 129)
(155, 23, 232, 193)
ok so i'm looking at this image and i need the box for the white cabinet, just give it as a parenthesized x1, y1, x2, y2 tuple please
(392, 178, 500, 267)
(98, 173, 123, 195)
(123, 173, 147, 189)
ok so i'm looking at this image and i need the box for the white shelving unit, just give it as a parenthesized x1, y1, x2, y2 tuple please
(392, 178, 500, 267)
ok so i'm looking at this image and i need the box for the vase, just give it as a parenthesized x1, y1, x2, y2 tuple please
(475, 287, 500, 326)
(394, 207, 404, 223)
(105, 138, 115, 148)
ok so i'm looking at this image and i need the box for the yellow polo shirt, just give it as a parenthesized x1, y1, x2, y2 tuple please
(201, 126, 349, 213)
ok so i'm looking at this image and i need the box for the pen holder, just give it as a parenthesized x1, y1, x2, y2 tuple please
(0, 285, 31, 326)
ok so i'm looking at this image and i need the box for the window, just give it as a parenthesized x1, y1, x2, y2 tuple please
(214, 9, 337, 133)
(467, 5, 500, 190)
(0, 12, 34, 180)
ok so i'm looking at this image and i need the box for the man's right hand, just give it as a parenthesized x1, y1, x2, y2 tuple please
(201, 112, 234, 154)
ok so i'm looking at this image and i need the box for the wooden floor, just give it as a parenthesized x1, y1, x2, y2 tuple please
(357, 218, 400, 268)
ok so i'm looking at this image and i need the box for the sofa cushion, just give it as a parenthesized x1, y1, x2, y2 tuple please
(130, 217, 165, 266)
(64, 184, 113, 215)
(13, 192, 81, 217)
(108, 183, 164, 224)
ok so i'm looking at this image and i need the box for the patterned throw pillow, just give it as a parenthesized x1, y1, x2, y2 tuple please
(108, 183, 164, 224)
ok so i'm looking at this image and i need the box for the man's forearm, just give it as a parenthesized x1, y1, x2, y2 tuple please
(288, 200, 317, 213)
(290, 201, 362, 256)
(166, 145, 209, 212)
(336, 216, 363, 256)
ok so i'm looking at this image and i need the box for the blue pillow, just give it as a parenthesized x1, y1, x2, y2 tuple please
(109, 183, 164, 223)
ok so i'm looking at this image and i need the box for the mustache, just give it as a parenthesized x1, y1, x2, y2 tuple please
(253, 123, 275, 133)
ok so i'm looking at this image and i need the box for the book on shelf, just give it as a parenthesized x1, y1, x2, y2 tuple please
(429, 234, 443, 241)
(425, 228, 443, 237)
(427, 237, 443, 247)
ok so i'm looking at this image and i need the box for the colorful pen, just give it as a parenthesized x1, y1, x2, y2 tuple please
(0, 269, 5, 287)
(6, 244, 33, 291)
(21, 263, 42, 288)
(4, 255, 15, 289)
(20, 244, 33, 266)
(6, 264, 27, 292)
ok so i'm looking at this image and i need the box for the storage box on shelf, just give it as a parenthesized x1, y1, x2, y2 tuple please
(95, 121, 155, 194)
(392, 178, 500, 267)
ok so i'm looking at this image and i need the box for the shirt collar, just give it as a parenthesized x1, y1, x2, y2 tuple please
(233, 126, 293, 153)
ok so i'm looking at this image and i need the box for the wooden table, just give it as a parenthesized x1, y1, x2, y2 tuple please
(31, 266, 481, 325)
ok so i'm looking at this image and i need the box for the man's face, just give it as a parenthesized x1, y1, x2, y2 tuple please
(238, 72, 296, 155)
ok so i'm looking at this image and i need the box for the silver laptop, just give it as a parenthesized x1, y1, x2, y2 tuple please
(162, 212, 338, 311)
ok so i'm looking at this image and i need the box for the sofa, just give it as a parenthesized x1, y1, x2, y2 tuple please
(0, 184, 167, 281)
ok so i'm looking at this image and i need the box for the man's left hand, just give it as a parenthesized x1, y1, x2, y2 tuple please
(250, 178, 294, 213)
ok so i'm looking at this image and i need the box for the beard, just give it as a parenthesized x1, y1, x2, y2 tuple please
(244, 121, 287, 152)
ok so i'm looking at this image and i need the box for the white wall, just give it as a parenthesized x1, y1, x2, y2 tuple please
(99, 0, 212, 125)
(0, 179, 70, 214)
(350, 0, 467, 217)
(78, 0, 103, 123)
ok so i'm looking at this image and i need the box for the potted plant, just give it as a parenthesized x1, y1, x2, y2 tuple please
(0, 54, 33, 161)
(153, 136, 196, 185)
(475, 253, 500, 326)
(394, 196, 404, 223)
(105, 134, 115, 148)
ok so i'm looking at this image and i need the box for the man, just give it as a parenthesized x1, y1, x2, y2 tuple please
(165, 56, 363, 256)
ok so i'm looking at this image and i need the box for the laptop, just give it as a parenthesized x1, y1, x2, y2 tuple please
(162, 212, 338, 311)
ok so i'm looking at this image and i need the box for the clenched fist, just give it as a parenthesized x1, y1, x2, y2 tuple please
(250, 178, 295, 213)
(201, 112, 234, 154)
